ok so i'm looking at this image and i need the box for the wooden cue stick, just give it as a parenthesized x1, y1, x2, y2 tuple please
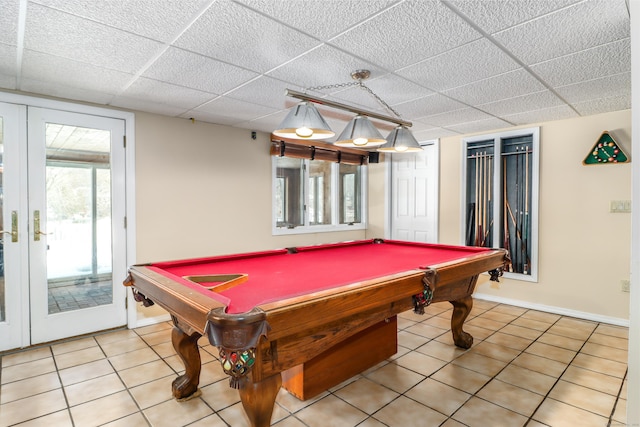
(479, 151, 483, 245)
(524, 146, 529, 274)
(474, 152, 479, 245)
(484, 154, 494, 246)
(478, 151, 483, 246)
(481, 151, 486, 245)
(503, 155, 510, 271)
(514, 146, 520, 272)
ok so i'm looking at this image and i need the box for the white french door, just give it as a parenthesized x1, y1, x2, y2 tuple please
(390, 141, 439, 243)
(0, 103, 28, 351)
(0, 102, 128, 350)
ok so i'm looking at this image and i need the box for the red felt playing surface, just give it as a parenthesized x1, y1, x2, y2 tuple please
(150, 240, 491, 314)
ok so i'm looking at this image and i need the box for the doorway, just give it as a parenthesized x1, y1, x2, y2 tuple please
(0, 101, 129, 351)
(390, 141, 439, 243)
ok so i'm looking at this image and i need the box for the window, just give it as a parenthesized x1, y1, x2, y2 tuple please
(273, 156, 366, 234)
(463, 128, 539, 281)
(339, 163, 362, 225)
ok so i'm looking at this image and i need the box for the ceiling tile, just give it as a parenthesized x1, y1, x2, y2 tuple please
(174, 1, 321, 73)
(0, 0, 19, 45)
(555, 73, 631, 104)
(395, 94, 467, 120)
(0, 44, 17, 75)
(116, 77, 216, 109)
(142, 47, 259, 95)
(0, 73, 17, 90)
(397, 38, 520, 91)
(234, 0, 397, 40)
(421, 108, 495, 127)
(362, 74, 434, 107)
(493, 0, 630, 65)
(110, 97, 191, 117)
(531, 38, 630, 87)
(443, 69, 546, 106)
(329, 1, 481, 70)
(446, 0, 580, 34)
(501, 105, 578, 125)
(477, 90, 564, 116)
(233, 109, 290, 134)
(192, 96, 280, 123)
(445, 117, 513, 135)
(20, 77, 116, 105)
(225, 75, 291, 110)
(22, 50, 134, 94)
(266, 45, 386, 92)
(24, 4, 165, 74)
(30, 0, 212, 43)
(412, 127, 461, 141)
(572, 95, 631, 117)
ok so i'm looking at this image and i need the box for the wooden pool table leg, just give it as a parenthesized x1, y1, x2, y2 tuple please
(171, 323, 202, 400)
(239, 374, 282, 427)
(450, 295, 474, 349)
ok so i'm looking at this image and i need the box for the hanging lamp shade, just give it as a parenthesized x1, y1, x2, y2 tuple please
(377, 125, 422, 153)
(333, 115, 387, 148)
(273, 101, 335, 140)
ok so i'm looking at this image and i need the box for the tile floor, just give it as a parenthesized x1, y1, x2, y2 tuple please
(0, 300, 628, 427)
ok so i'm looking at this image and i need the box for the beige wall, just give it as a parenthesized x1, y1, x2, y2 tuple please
(436, 110, 632, 321)
(134, 112, 367, 264)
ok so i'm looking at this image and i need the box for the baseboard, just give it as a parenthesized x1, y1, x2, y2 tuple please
(131, 313, 171, 329)
(474, 293, 629, 327)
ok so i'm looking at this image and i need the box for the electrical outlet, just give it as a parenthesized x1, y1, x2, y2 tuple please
(621, 280, 630, 292)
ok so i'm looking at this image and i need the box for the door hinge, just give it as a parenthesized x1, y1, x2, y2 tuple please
(124, 216, 127, 228)
(123, 135, 127, 148)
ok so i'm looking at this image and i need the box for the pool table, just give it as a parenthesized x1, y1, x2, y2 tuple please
(124, 239, 508, 426)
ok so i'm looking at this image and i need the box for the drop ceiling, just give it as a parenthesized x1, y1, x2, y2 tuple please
(0, 0, 631, 142)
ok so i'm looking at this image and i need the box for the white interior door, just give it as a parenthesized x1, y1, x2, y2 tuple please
(28, 107, 127, 344)
(390, 142, 439, 243)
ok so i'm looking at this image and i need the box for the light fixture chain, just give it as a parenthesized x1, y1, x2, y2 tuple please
(305, 81, 361, 92)
(356, 82, 403, 120)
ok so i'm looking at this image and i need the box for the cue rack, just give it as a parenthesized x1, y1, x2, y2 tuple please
(465, 136, 533, 275)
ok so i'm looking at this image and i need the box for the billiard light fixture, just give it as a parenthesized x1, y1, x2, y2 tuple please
(272, 101, 335, 140)
(377, 125, 423, 153)
(274, 70, 422, 153)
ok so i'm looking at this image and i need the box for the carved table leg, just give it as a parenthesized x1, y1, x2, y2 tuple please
(450, 295, 474, 349)
(239, 374, 282, 427)
(171, 323, 203, 400)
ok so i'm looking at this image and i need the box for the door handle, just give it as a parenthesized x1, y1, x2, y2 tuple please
(0, 211, 18, 242)
(33, 210, 49, 241)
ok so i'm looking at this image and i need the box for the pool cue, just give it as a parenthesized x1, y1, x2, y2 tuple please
(512, 147, 518, 272)
(503, 156, 510, 271)
(484, 153, 493, 246)
(482, 151, 489, 246)
(479, 152, 484, 246)
(524, 146, 530, 274)
(517, 147, 524, 273)
(475, 152, 479, 246)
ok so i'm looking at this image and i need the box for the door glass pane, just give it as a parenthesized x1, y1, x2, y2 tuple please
(308, 160, 331, 225)
(0, 116, 4, 322)
(339, 163, 361, 225)
(45, 124, 112, 314)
